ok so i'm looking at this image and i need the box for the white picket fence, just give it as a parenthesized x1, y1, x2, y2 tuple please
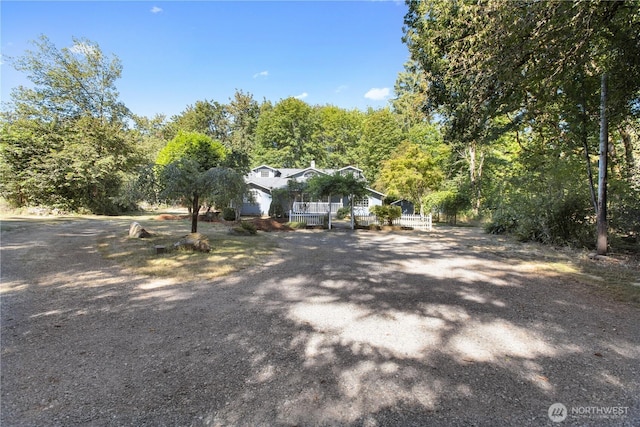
(289, 211, 327, 226)
(289, 211, 433, 230)
(292, 201, 341, 214)
(355, 214, 433, 231)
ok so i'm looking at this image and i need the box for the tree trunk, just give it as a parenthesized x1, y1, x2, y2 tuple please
(580, 82, 598, 213)
(476, 150, 484, 213)
(191, 192, 200, 233)
(327, 194, 332, 230)
(468, 142, 484, 215)
(349, 195, 355, 230)
(469, 142, 476, 213)
(620, 126, 635, 179)
(596, 73, 608, 256)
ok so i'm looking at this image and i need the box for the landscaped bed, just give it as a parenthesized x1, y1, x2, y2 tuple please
(98, 217, 278, 279)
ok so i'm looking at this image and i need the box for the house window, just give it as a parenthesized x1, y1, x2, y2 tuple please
(354, 197, 369, 208)
(244, 189, 260, 203)
(260, 169, 270, 178)
(353, 197, 369, 216)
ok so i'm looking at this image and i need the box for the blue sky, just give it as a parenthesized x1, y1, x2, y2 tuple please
(1, 1, 411, 119)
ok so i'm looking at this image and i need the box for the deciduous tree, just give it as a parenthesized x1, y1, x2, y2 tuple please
(376, 142, 443, 216)
(1, 36, 139, 213)
(403, 0, 640, 251)
(254, 97, 320, 168)
(357, 108, 404, 183)
(156, 131, 228, 232)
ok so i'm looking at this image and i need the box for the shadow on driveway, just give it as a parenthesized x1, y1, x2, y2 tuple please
(1, 221, 638, 426)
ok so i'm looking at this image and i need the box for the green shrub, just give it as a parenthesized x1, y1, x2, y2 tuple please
(268, 199, 285, 218)
(486, 193, 593, 247)
(370, 205, 402, 226)
(484, 210, 518, 235)
(239, 221, 257, 234)
(336, 207, 350, 219)
(222, 207, 236, 221)
(288, 221, 307, 229)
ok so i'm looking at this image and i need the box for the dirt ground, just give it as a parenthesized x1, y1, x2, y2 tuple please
(1, 218, 639, 426)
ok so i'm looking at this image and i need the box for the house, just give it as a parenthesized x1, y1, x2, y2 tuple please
(391, 199, 415, 215)
(241, 162, 385, 217)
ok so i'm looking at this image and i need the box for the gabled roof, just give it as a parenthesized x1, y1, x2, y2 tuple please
(246, 180, 274, 193)
(337, 166, 363, 174)
(252, 165, 280, 172)
(245, 176, 289, 192)
(366, 187, 386, 197)
(283, 167, 331, 179)
(246, 164, 384, 197)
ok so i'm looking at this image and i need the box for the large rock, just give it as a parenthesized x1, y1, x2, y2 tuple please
(129, 222, 151, 238)
(173, 233, 210, 252)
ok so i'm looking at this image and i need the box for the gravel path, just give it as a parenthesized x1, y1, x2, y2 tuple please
(1, 219, 639, 426)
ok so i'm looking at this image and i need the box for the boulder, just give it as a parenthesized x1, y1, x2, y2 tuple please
(173, 233, 210, 252)
(129, 222, 151, 238)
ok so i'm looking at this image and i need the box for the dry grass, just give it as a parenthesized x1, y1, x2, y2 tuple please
(571, 257, 640, 305)
(97, 218, 278, 279)
(461, 231, 640, 305)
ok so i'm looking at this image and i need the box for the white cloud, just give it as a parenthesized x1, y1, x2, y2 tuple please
(335, 85, 348, 93)
(151, 6, 163, 14)
(253, 70, 269, 79)
(69, 42, 97, 56)
(364, 87, 390, 101)
(294, 92, 308, 100)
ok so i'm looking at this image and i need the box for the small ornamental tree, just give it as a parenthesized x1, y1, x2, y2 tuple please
(208, 167, 247, 221)
(339, 173, 368, 229)
(306, 172, 367, 229)
(370, 205, 402, 226)
(156, 132, 229, 232)
(306, 174, 343, 229)
(160, 161, 246, 232)
(156, 131, 226, 170)
(159, 159, 214, 233)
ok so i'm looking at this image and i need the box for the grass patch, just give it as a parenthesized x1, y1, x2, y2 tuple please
(520, 252, 640, 305)
(570, 258, 640, 305)
(460, 230, 640, 305)
(97, 219, 278, 279)
(287, 221, 307, 229)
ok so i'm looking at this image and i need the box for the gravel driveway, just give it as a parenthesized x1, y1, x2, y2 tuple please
(1, 219, 639, 426)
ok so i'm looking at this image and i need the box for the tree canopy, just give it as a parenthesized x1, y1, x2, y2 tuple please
(377, 141, 443, 216)
(156, 131, 234, 232)
(8, 35, 129, 123)
(2, 25, 638, 252)
(403, 0, 640, 249)
(254, 97, 320, 168)
(1, 36, 139, 213)
(156, 131, 226, 171)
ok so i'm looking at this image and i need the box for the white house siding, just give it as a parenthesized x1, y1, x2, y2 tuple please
(241, 164, 385, 217)
(368, 192, 384, 210)
(242, 187, 272, 216)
